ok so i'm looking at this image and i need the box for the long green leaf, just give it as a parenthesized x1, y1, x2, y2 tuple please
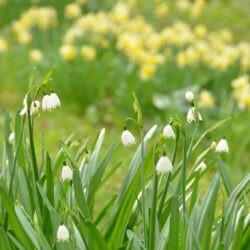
(0, 187, 34, 249)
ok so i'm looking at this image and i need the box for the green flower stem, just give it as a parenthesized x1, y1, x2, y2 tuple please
(182, 136, 187, 227)
(140, 131, 148, 248)
(157, 130, 179, 219)
(27, 103, 43, 214)
(3, 117, 25, 229)
(27, 112, 39, 182)
(149, 169, 158, 250)
(8, 118, 25, 197)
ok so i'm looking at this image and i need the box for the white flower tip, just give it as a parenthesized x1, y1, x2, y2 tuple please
(61, 165, 73, 181)
(163, 124, 175, 139)
(187, 107, 203, 123)
(42, 93, 61, 111)
(185, 91, 194, 102)
(215, 139, 229, 153)
(145, 124, 158, 140)
(57, 225, 70, 242)
(8, 132, 15, 145)
(195, 161, 207, 172)
(99, 128, 106, 138)
(156, 155, 173, 174)
(121, 129, 136, 146)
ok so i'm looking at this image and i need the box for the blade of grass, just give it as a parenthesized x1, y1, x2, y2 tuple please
(0, 187, 34, 249)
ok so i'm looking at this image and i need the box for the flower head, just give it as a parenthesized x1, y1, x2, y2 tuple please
(50, 92, 61, 108)
(29, 49, 43, 64)
(8, 132, 15, 145)
(20, 95, 40, 116)
(163, 124, 175, 139)
(156, 155, 173, 174)
(187, 107, 203, 123)
(215, 138, 229, 153)
(42, 94, 56, 111)
(57, 225, 70, 242)
(121, 129, 136, 146)
(185, 91, 194, 102)
(61, 165, 73, 181)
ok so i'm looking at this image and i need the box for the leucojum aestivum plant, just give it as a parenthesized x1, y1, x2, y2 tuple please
(0, 73, 249, 250)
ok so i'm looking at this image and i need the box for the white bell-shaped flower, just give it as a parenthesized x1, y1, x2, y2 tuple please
(30, 100, 40, 115)
(50, 92, 61, 108)
(121, 129, 136, 146)
(8, 132, 15, 145)
(61, 165, 73, 181)
(185, 91, 194, 102)
(42, 94, 56, 111)
(215, 139, 229, 153)
(20, 95, 40, 116)
(163, 124, 175, 139)
(57, 225, 70, 242)
(187, 107, 203, 123)
(156, 155, 173, 174)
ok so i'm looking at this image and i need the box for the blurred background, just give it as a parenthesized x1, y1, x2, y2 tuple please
(0, 0, 249, 183)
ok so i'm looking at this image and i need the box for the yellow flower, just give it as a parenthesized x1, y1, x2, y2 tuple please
(194, 25, 207, 39)
(198, 90, 215, 108)
(176, 0, 190, 12)
(0, 38, 8, 53)
(17, 31, 32, 45)
(81, 45, 96, 61)
(76, 0, 87, 6)
(59, 44, 77, 61)
(139, 64, 156, 81)
(232, 75, 249, 89)
(154, 3, 169, 18)
(29, 49, 43, 64)
(65, 3, 82, 20)
(232, 75, 250, 110)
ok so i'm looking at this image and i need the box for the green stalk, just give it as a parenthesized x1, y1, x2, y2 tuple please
(27, 99, 43, 215)
(140, 131, 148, 247)
(182, 136, 187, 226)
(157, 131, 179, 219)
(8, 118, 25, 197)
(149, 171, 158, 250)
(3, 118, 25, 229)
(27, 113, 39, 182)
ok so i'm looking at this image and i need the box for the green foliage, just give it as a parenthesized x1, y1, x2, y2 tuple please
(0, 79, 249, 249)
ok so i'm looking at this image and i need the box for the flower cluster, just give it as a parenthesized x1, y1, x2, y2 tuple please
(20, 92, 61, 116)
(58, 0, 250, 81)
(232, 75, 250, 110)
(121, 91, 229, 176)
(12, 7, 58, 45)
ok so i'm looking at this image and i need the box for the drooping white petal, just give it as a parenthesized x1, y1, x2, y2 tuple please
(156, 155, 173, 174)
(121, 130, 136, 146)
(50, 93, 61, 107)
(42, 95, 56, 111)
(187, 107, 203, 123)
(8, 132, 15, 145)
(215, 139, 229, 153)
(57, 225, 70, 242)
(61, 165, 73, 181)
(163, 124, 175, 139)
(187, 108, 195, 123)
